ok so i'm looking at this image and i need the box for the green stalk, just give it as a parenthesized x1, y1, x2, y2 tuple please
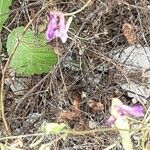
(115, 117, 133, 150)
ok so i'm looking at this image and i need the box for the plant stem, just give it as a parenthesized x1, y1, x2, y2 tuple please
(115, 118, 133, 150)
(65, 0, 92, 16)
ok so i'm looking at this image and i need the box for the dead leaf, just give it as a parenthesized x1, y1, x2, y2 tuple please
(122, 22, 137, 44)
(146, 142, 150, 150)
(74, 119, 87, 131)
(88, 100, 104, 113)
(58, 111, 80, 121)
(57, 91, 81, 122)
(30, 9, 35, 19)
(72, 91, 81, 111)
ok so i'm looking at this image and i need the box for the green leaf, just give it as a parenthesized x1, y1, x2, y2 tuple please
(7, 27, 58, 75)
(0, 0, 12, 31)
(40, 122, 68, 135)
(0, 143, 6, 150)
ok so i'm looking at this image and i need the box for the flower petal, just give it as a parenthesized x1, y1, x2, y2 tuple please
(45, 11, 71, 43)
(59, 16, 72, 43)
(58, 12, 66, 31)
(65, 16, 73, 32)
(46, 12, 57, 41)
(115, 104, 144, 117)
(107, 116, 116, 125)
(58, 13, 70, 43)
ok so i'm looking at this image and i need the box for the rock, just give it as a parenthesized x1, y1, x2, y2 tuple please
(114, 45, 150, 103)
(114, 45, 150, 71)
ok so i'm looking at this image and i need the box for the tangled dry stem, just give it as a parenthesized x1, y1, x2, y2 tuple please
(0, 0, 150, 149)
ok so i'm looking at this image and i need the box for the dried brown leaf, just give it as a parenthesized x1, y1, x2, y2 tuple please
(72, 91, 81, 111)
(74, 119, 87, 131)
(88, 100, 104, 112)
(58, 91, 81, 123)
(58, 111, 80, 122)
(122, 22, 137, 44)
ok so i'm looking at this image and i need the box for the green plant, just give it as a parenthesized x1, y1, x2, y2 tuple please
(7, 27, 58, 75)
(30, 122, 69, 149)
(0, 0, 12, 31)
(0, 0, 12, 50)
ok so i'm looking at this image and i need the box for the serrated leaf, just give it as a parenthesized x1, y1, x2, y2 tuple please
(0, 0, 12, 31)
(7, 27, 58, 75)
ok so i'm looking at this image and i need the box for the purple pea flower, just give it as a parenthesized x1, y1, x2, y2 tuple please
(46, 11, 72, 43)
(114, 104, 144, 117)
(107, 98, 144, 125)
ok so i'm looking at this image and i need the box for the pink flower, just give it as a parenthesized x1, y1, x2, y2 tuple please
(107, 98, 144, 125)
(45, 11, 72, 43)
(115, 104, 144, 117)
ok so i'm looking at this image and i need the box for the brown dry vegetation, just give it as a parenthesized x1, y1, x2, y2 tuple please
(0, 0, 150, 149)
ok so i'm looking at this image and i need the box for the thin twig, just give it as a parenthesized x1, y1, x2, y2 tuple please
(65, 0, 92, 16)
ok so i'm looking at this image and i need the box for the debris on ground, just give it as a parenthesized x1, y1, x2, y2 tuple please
(0, 0, 150, 149)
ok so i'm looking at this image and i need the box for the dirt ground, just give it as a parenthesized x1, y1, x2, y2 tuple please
(0, 0, 150, 149)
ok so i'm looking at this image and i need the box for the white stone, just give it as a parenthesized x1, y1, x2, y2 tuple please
(114, 45, 150, 71)
(114, 45, 150, 102)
